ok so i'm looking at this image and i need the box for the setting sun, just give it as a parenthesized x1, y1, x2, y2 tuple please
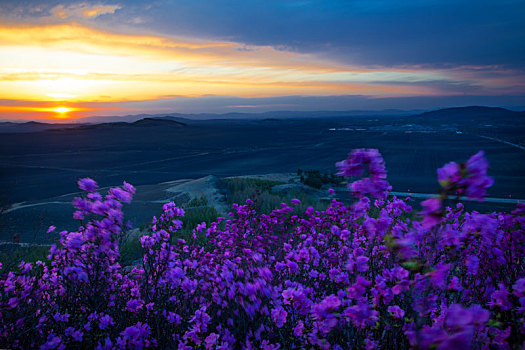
(54, 107, 70, 113)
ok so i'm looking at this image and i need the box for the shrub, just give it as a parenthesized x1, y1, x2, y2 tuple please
(0, 150, 523, 349)
(299, 169, 344, 189)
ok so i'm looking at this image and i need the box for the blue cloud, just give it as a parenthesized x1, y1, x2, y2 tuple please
(137, 0, 525, 68)
(2, 0, 523, 69)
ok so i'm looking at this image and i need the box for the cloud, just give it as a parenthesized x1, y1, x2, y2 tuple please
(136, 0, 525, 69)
(50, 2, 121, 19)
(1, 0, 524, 83)
(1, 20, 524, 108)
(1, 0, 524, 70)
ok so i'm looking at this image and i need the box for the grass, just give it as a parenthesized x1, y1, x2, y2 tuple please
(0, 244, 50, 272)
(224, 177, 331, 214)
(120, 237, 143, 266)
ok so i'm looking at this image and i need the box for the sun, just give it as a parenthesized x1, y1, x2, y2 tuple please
(54, 107, 71, 113)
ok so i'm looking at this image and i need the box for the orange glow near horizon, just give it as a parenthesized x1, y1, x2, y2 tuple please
(0, 104, 115, 119)
(1, 22, 523, 120)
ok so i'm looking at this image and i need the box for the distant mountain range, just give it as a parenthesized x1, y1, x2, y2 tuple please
(0, 106, 523, 134)
(415, 106, 525, 119)
(50, 118, 187, 131)
(69, 109, 418, 124)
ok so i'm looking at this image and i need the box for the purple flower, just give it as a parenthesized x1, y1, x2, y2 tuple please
(64, 266, 88, 282)
(356, 256, 369, 272)
(165, 311, 181, 325)
(445, 304, 473, 329)
(96, 337, 113, 350)
(286, 260, 299, 273)
(437, 161, 461, 189)
(73, 210, 84, 220)
(465, 256, 479, 275)
(513, 278, 525, 297)
(1, 167, 521, 349)
(99, 315, 114, 330)
(64, 232, 83, 250)
(469, 304, 489, 326)
(430, 263, 450, 290)
(271, 307, 287, 328)
(41, 334, 62, 350)
(438, 329, 474, 349)
(364, 338, 378, 350)
(489, 284, 512, 310)
(448, 276, 463, 292)
(119, 322, 150, 347)
(109, 187, 133, 203)
(462, 150, 493, 200)
(122, 181, 136, 194)
(53, 312, 70, 322)
(121, 325, 140, 339)
(78, 178, 98, 192)
(336, 148, 391, 199)
(204, 333, 219, 349)
(294, 321, 305, 336)
(313, 294, 341, 321)
(196, 222, 206, 232)
(392, 280, 409, 295)
(7, 297, 18, 309)
(344, 303, 379, 328)
(421, 197, 442, 228)
(261, 340, 280, 350)
(387, 305, 405, 319)
(65, 327, 83, 342)
(126, 298, 144, 312)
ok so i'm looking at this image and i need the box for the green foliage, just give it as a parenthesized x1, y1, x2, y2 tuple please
(181, 205, 218, 235)
(186, 195, 209, 207)
(225, 178, 284, 194)
(299, 169, 344, 189)
(304, 175, 323, 189)
(0, 244, 49, 272)
(224, 178, 284, 212)
(120, 237, 143, 266)
(224, 177, 330, 214)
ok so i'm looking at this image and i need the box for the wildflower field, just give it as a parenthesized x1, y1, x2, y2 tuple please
(1, 149, 523, 349)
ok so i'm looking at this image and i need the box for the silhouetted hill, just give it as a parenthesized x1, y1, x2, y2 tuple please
(414, 106, 525, 122)
(51, 122, 129, 131)
(46, 118, 186, 132)
(132, 118, 186, 127)
(0, 121, 80, 133)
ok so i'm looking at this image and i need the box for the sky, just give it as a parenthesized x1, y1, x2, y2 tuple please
(1, 0, 524, 120)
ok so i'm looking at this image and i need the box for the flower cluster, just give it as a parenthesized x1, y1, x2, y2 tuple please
(336, 148, 391, 200)
(0, 149, 523, 349)
(422, 150, 495, 228)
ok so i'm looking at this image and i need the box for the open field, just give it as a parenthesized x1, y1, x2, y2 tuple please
(1, 110, 524, 242)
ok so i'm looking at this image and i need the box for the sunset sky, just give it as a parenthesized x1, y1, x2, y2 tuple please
(1, 0, 524, 120)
